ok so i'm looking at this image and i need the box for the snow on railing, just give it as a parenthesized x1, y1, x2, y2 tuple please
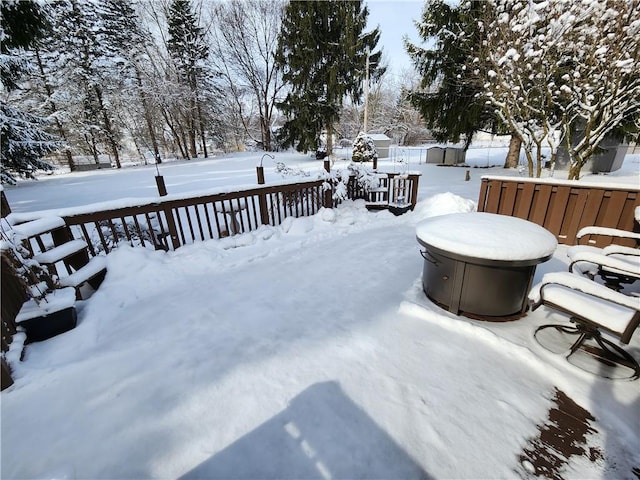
(42, 174, 420, 256)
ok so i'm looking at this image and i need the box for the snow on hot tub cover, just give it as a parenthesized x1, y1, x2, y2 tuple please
(416, 212, 557, 261)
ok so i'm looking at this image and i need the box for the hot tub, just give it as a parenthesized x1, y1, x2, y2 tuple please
(416, 212, 557, 318)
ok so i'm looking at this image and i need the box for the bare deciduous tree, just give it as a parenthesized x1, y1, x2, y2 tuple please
(480, 0, 640, 179)
(209, 0, 285, 151)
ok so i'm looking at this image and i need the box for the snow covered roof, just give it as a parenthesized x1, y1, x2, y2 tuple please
(366, 133, 390, 141)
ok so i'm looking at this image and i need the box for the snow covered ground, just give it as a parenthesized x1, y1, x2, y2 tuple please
(2, 145, 639, 479)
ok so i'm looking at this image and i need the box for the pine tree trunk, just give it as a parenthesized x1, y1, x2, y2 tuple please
(87, 132, 100, 165)
(188, 95, 198, 158)
(326, 123, 334, 158)
(504, 134, 521, 168)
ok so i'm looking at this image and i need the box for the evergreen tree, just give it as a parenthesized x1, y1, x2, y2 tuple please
(405, 0, 498, 151)
(166, 0, 211, 158)
(351, 132, 377, 163)
(46, 0, 123, 168)
(275, 0, 382, 155)
(0, 0, 59, 184)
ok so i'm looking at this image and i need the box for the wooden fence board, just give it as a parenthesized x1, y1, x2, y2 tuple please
(477, 180, 489, 212)
(530, 184, 553, 226)
(484, 180, 502, 213)
(478, 177, 639, 245)
(606, 191, 630, 228)
(514, 182, 535, 219)
(579, 188, 606, 230)
(499, 182, 518, 216)
(563, 189, 589, 244)
(546, 186, 570, 237)
(620, 195, 638, 232)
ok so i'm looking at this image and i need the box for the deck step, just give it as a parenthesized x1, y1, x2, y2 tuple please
(34, 240, 88, 265)
(11, 217, 66, 240)
(15, 287, 77, 323)
(58, 256, 107, 289)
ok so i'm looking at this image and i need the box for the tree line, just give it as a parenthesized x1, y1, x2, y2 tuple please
(1, 0, 427, 183)
(3, 0, 637, 184)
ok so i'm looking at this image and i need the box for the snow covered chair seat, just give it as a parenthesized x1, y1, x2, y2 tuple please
(529, 272, 640, 379)
(568, 249, 640, 291)
(568, 226, 640, 290)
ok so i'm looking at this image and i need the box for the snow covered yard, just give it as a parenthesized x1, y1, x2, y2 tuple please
(2, 147, 640, 478)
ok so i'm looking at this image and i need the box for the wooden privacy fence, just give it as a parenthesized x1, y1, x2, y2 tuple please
(478, 176, 639, 247)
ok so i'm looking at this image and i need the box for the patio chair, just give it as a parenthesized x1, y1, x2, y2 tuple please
(568, 248, 640, 291)
(529, 271, 640, 379)
(567, 226, 640, 290)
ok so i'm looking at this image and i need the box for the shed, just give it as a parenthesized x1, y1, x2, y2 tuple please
(72, 155, 112, 171)
(367, 133, 391, 159)
(426, 146, 466, 165)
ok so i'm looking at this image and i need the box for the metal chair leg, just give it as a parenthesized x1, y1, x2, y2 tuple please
(534, 322, 640, 380)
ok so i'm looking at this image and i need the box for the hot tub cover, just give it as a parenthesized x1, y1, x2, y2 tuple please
(416, 212, 557, 262)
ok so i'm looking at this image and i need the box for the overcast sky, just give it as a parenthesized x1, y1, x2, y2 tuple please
(365, 0, 425, 74)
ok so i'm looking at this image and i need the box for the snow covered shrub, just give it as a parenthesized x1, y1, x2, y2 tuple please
(347, 162, 380, 193)
(275, 161, 311, 178)
(351, 133, 378, 163)
(328, 163, 380, 202)
(90, 218, 158, 253)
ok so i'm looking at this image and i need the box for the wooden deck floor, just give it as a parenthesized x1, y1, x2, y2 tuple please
(518, 388, 639, 479)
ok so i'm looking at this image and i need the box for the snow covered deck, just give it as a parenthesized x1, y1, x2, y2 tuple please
(2, 198, 638, 479)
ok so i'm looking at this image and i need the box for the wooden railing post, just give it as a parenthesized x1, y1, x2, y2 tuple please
(256, 167, 270, 225)
(323, 160, 333, 208)
(409, 173, 420, 209)
(155, 175, 168, 196)
(259, 186, 270, 225)
(1, 190, 11, 218)
(161, 204, 180, 249)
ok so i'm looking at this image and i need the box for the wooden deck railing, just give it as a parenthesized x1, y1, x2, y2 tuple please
(478, 176, 639, 247)
(61, 179, 328, 255)
(54, 173, 420, 256)
(347, 173, 421, 206)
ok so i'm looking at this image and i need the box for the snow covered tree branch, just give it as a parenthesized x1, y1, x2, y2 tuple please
(478, 0, 640, 179)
